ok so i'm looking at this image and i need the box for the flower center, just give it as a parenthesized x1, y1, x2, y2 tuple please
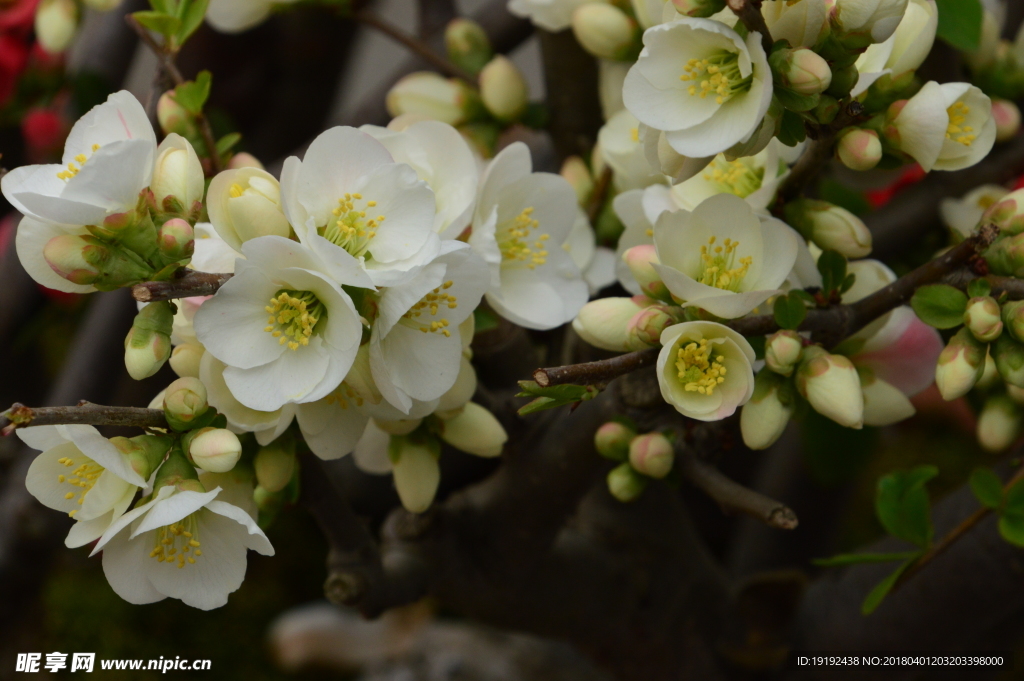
(55, 456, 103, 518)
(320, 193, 384, 258)
(150, 515, 202, 570)
(500, 207, 550, 269)
(701, 157, 764, 198)
(675, 338, 727, 395)
(946, 101, 976, 146)
(325, 383, 365, 409)
(679, 52, 751, 105)
(401, 280, 457, 337)
(56, 144, 101, 181)
(264, 289, 326, 350)
(698, 236, 751, 291)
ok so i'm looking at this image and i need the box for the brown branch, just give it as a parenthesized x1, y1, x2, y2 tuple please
(1, 402, 167, 435)
(125, 15, 224, 174)
(132, 269, 233, 302)
(353, 10, 476, 82)
(533, 347, 659, 388)
(677, 447, 798, 530)
(942, 269, 1024, 300)
(726, 0, 773, 55)
(775, 101, 866, 206)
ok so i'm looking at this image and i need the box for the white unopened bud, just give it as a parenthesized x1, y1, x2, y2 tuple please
(169, 343, 204, 378)
(594, 421, 636, 460)
(561, 156, 594, 206)
(439, 402, 507, 457)
(124, 328, 172, 381)
(479, 56, 528, 123)
(435, 355, 477, 415)
(35, 0, 78, 54)
(797, 347, 864, 429)
(628, 432, 674, 478)
(964, 296, 1003, 343)
(741, 371, 794, 450)
(151, 134, 205, 213)
(626, 305, 681, 349)
(623, 245, 670, 300)
(571, 4, 639, 61)
(163, 376, 208, 430)
(935, 328, 986, 401)
(375, 418, 422, 436)
(189, 428, 243, 473)
(785, 199, 872, 258)
(834, 0, 909, 44)
(573, 296, 648, 352)
(837, 129, 882, 171)
(765, 330, 804, 376)
(993, 99, 1021, 143)
(977, 395, 1021, 452)
(228, 152, 265, 170)
(255, 440, 296, 492)
(778, 48, 832, 95)
(670, 0, 725, 17)
(207, 168, 291, 251)
(390, 438, 441, 513)
(157, 92, 196, 138)
(386, 72, 478, 126)
(860, 372, 915, 426)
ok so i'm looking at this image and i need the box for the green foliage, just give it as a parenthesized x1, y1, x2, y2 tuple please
(818, 178, 870, 217)
(861, 560, 914, 615)
(876, 465, 938, 549)
(172, 71, 213, 115)
(910, 284, 968, 329)
(516, 381, 600, 415)
(969, 467, 1003, 509)
(216, 132, 242, 155)
(773, 293, 807, 330)
(1000, 479, 1024, 546)
(967, 278, 992, 299)
(777, 108, 807, 147)
(817, 249, 853, 296)
(935, 0, 983, 52)
(812, 551, 920, 567)
(135, 0, 210, 49)
(473, 307, 499, 333)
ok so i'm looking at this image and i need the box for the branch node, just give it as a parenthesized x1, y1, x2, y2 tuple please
(324, 571, 369, 607)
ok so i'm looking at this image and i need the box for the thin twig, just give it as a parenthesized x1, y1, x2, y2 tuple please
(727, 0, 773, 55)
(132, 269, 233, 302)
(534, 348, 659, 388)
(1, 402, 167, 435)
(353, 10, 476, 82)
(126, 15, 224, 174)
(775, 101, 866, 206)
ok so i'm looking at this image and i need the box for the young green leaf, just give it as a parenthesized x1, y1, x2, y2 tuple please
(935, 0, 983, 52)
(773, 293, 806, 330)
(1000, 514, 1024, 547)
(149, 0, 176, 14)
(812, 551, 920, 567)
(778, 108, 807, 147)
(967, 278, 992, 299)
(1004, 479, 1024, 516)
(861, 559, 915, 615)
(969, 467, 1004, 509)
(216, 132, 242, 155)
(516, 381, 600, 415)
(172, 70, 213, 115)
(817, 250, 847, 294)
(176, 0, 209, 46)
(133, 10, 182, 38)
(875, 465, 938, 549)
(910, 284, 969, 329)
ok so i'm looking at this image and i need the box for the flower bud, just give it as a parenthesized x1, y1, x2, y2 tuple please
(561, 155, 594, 206)
(255, 437, 296, 493)
(992, 99, 1021, 143)
(571, 4, 639, 61)
(784, 198, 872, 258)
(157, 91, 197, 139)
(977, 351, 999, 390)
(986, 232, 1024, 275)
(436, 355, 477, 416)
(479, 56, 528, 123)
(774, 47, 832, 96)
(626, 305, 681, 350)
(35, 0, 78, 54)
(43, 234, 104, 285)
(964, 296, 1003, 343)
(207, 168, 291, 251)
(445, 18, 492, 75)
(163, 376, 208, 431)
(188, 427, 242, 473)
(860, 371, 915, 426)
(386, 72, 481, 126)
(796, 346, 864, 429)
(111, 434, 171, 481)
(623, 245, 670, 300)
(157, 218, 195, 262)
(833, 0, 909, 45)
(994, 333, 1024, 389)
(439, 402, 507, 457)
(594, 421, 635, 461)
(741, 370, 794, 450)
(375, 418, 422, 436)
(154, 447, 204, 493)
(628, 432, 674, 478)
(977, 395, 1021, 452)
(935, 328, 986, 400)
(572, 296, 646, 352)
(981, 189, 1024, 237)
(169, 342, 204, 378)
(670, 0, 725, 17)
(390, 437, 441, 513)
(836, 128, 882, 171)
(765, 330, 804, 377)
(227, 152, 264, 170)
(151, 134, 205, 215)
(1003, 300, 1024, 343)
(607, 462, 646, 502)
(124, 326, 172, 380)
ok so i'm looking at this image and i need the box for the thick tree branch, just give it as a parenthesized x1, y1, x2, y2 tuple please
(0, 402, 167, 435)
(353, 10, 476, 82)
(132, 269, 233, 302)
(534, 348, 659, 387)
(727, 0, 773, 55)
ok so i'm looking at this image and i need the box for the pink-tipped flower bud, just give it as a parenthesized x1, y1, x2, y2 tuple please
(983, 189, 1024, 237)
(169, 342, 204, 378)
(935, 328, 986, 400)
(623, 244, 670, 300)
(163, 376, 209, 431)
(995, 333, 1024, 389)
(571, 4, 640, 61)
(43, 234, 105, 285)
(572, 296, 647, 351)
(784, 198, 872, 259)
(977, 395, 1022, 452)
(741, 370, 794, 450)
(796, 346, 864, 429)
(627, 305, 681, 350)
(594, 421, 636, 461)
(227, 152, 265, 170)
(775, 47, 833, 96)
(986, 232, 1024, 275)
(964, 296, 1003, 343)
(124, 326, 172, 380)
(157, 218, 195, 262)
(188, 428, 243, 473)
(607, 462, 647, 502)
(561, 155, 594, 206)
(765, 330, 804, 377)
(157, 91, 197, 138)
(837, 128, 882, 171)
(628, 432, 674, 479)
(993, 99, 1021, 143)
(670, 0, 725, 17)
(1003, 300, 1024, 343)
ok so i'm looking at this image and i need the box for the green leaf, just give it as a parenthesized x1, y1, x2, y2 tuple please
(516, 381, 600, 415)
(840, 272, 856, 294)
(473, 307, 499, 333)
(773, 293, 807, 330)
(216, 132, 242, 155)
(790, 289, 816, 306)
(910, 284, 968, 329)
(176, 0, 209, 45)
(148, 0, 176, 15)
(133, 10, 181, 37)
(936, 0, 983, 52)
(967, 278, 992, 299)
(970, 467, 1004, 509)
(172, 70, 212, 115)
(818, 178, 870, 217)
(817, 249, 847, 294)
(999, 514, 1024, 547)
(777, 108, 807, 147)
(875, 465, 938, 549)
(813, 551, 920, 567)
(1004, 479, 1024, 516)
(861, 559, 914, 615)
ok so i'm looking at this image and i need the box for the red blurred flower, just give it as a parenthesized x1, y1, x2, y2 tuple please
(0, 0, 38, 32)
(0, 33, 28, 106)
(865, 164, 927, 209)
(22, 105, 68, 161)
